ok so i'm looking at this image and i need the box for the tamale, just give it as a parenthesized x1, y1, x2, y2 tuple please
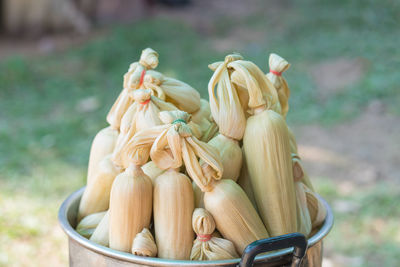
(304, 186, 327, 230)
(153, 169, 194, 260)
(90, 210, 109, 247)
(190, 208, 238, 260)
(76, 211, 107, 238)
(112, 89, 177, 168)
(109, 165, 152, 252)
(236, 149, 258, 211)
(131, 228, 157, 257)
(266, 53, 291, 117)
(295, 182, 312, 237)
(107, 48, 159, 130)
(78, 155, 120, 221)
(86, 126, 118, 185)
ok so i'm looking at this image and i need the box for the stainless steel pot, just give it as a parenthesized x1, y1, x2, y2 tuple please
(59, 187, 333, 267)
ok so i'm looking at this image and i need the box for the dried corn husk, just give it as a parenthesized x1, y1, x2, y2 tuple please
(304, 186, 327, 230)
(76, 211, 107, 238)
(112, 89, 178, 168)
(191, 99, 211, 129)
(123, 110, 223, 192)
(295, 182, 312, 237)
(131, 228, 157, 257)
(190, 208, 238, 260)
(153, 169, 194, 260)
(193, 182, 205, 208)
(109, 165, 152, 252)
(142, 161, 165, 184)
(90, 210, 109, 247)
(244, 109, 297, 236)
(266, 53, 291, 117)
(78, 155, 120, 221)
(107, 48, 159, 129)
(236, 150, 258, 211)
(204, 179, 269, 254)
(86, 126, 118, 185)
(207, 134, 242, 181)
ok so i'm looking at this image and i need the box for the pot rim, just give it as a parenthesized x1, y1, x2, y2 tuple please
(59, 187, 333, 266)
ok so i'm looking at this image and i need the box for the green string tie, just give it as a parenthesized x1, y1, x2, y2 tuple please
(172, 119, 187, 125)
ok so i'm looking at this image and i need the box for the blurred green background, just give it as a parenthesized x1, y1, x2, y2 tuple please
(1, 0, 399, 266)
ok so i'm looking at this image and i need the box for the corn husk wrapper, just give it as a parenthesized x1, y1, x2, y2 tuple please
(236, 150, 258, 211)
(107, 48, 159, 129)
(206, 134, 242, 181)
(78, 155, 120, 221)
(193, 182, 205, 208)
(112, 89, 178, 168)
(244, 109, 297, 237)
(142, 161, 165, 185)
(86, 126, 118, 185)
(190, 208, 238, 260)
(295, 182, 312, 237)
(204, 179, 269, 254)
(76, 211, 107, 238)
(153, 169, 194, 260)
(109, 165, 152, 252)
(90, 210, 109, 247)
(131, 228, 157, 257)
(266, 53, 291, 117)
(304, 186, 327, 230)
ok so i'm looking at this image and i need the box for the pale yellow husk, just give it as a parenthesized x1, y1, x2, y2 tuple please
(76, 211, 107, 238)
(112, 89, 178, 168)
(193, 182, 205, 208)
(131, 228, 157, 257)
(207, 134, 242, 181)
(236, 150, 258, 211)
(190, 208, 238, 260)
(107, 48, 159, 129)
(153, 169, 194, 260)
(295, 182, 312, 237)
(86, 126, 118, 185)
(266, 53, 291, 117)
(304, 186, 327, 230)
(141, 161, 165, 185)
(90, 210, 109, 247)
(204, 179, 269, 254)
(292, 152, 315, 191)
(243, 109, 297, 236)
(109, 165, 152, 252)
(78, 155, 120, 222)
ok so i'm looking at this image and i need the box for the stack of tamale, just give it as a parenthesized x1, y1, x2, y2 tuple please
(75, 48, 327, 261)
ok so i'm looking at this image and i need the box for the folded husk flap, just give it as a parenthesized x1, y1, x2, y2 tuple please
(131, 228, 157, 257)
(266, 53, 291, 117)
(304, 186, 327, 230)
(190, 208, 238, 260)
(76, 211, 107, 238)
(107, 48, 159, 129)
(122, 110, 223, 192)
(112, 89, 178, 168)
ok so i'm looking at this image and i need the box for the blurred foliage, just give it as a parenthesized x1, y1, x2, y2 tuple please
(0, 0, 399, 266)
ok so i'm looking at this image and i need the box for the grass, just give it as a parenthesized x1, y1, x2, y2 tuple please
(0, 0, 399, 266)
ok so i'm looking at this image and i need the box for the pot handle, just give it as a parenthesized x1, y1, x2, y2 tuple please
(238, 233, 307, 267)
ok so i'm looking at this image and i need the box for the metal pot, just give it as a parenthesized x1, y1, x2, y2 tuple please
(59, 188, 333, 267)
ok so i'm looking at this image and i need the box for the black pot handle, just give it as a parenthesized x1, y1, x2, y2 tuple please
(238, 233, 307, 267)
